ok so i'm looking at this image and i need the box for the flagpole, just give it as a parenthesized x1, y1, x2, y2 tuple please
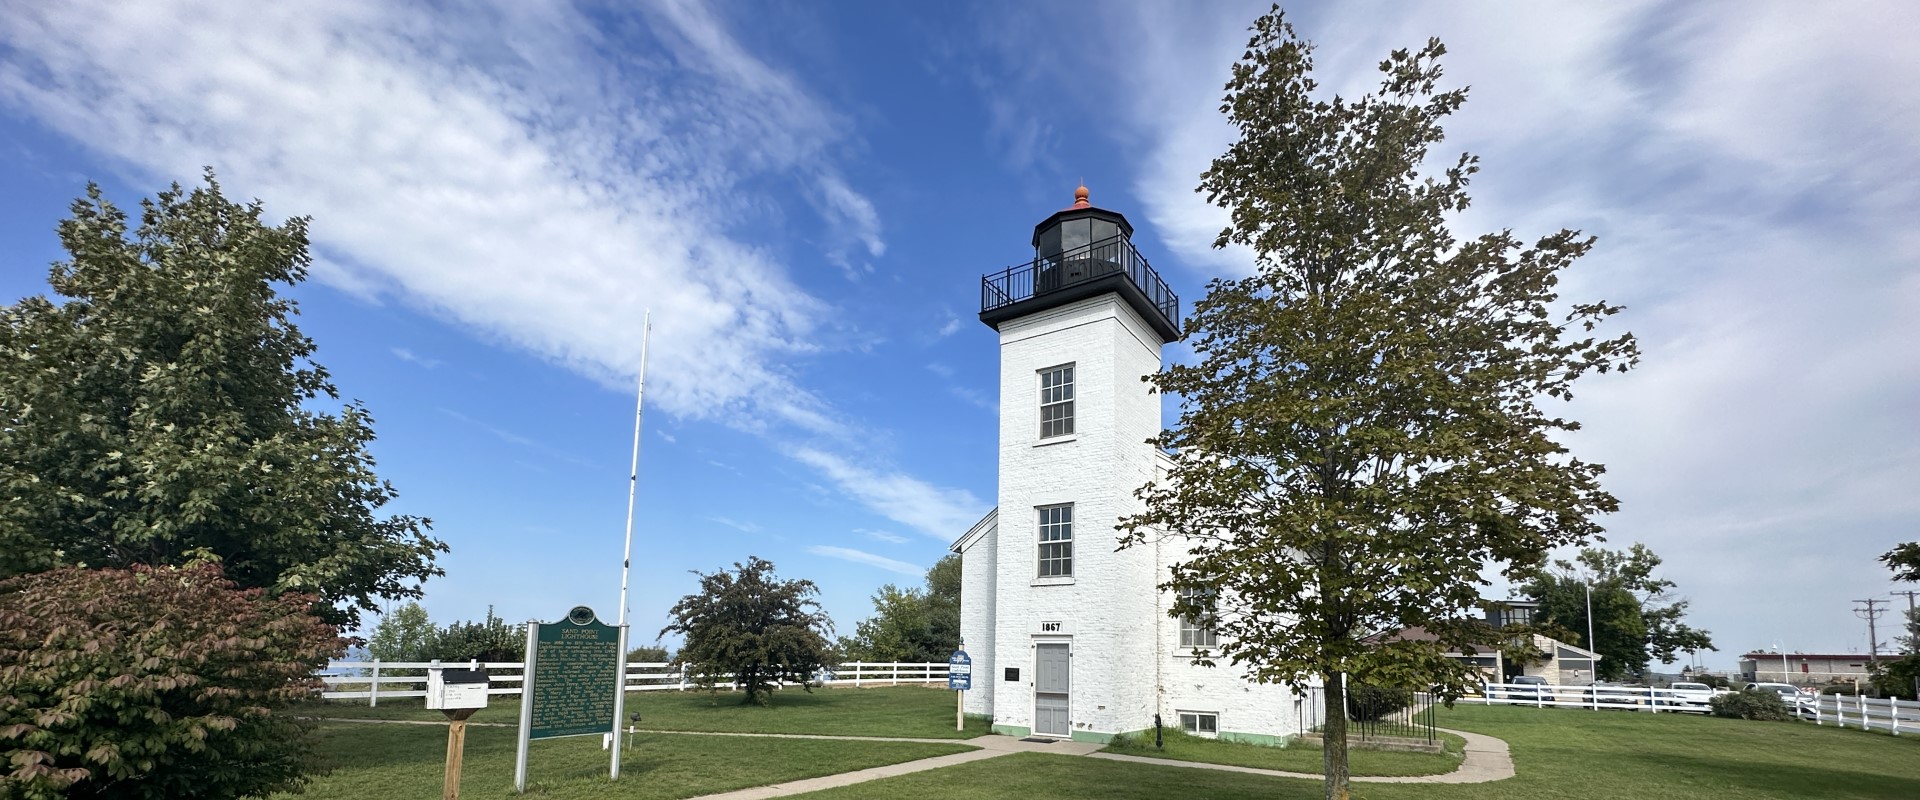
(610, 310, 650, 779)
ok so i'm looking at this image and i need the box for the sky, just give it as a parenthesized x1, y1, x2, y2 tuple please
(1, 1, 1915, 671)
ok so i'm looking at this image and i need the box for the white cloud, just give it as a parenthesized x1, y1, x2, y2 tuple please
(708, 516, 762, 534)
(858, 528, 909, 544)
(390, 347, 442, 370)
(789, 447, 986, 540)
(0, 0, 841, 432)
(807, 545, 922, 577)
(936, 317, 963, 338)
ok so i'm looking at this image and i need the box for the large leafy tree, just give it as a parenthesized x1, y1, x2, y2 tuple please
(1519, 544, 1714, 680)
(1117, 10, 1636, 798)
(0, 563, 340, 799)
(661, 557, 834, 706)
(1884, 542, 1920, 583)
(0, 173, 445, 628)
(839, 554, 962, 663)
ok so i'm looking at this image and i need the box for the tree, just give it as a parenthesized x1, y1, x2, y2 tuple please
(838, 555, 962, 663)
(0, 563, 340, 799)
(1116, 10, 1636, 799)
(366, 602, 438, 663)
(1519, 544, 1715, 680)
(661, 557, 834, 706)
(627, 645, 673, 663)
(428, 606, 525, 663)
(1885, 541, 1920, 583)
(0, 172, 446, 629)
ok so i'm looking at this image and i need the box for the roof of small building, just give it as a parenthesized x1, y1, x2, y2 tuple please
(1739, 652, 1877, 661)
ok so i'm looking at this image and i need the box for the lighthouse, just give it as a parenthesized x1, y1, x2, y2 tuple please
(955, 186, 1306, 744)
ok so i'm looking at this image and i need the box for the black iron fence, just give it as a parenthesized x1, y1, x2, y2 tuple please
(1298, 686, 1437, 744)
(980, 234, 1180, 327)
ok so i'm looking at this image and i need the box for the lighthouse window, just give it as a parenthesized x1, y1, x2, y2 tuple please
(1179, 587, 1218, 649)
(1038, 504, 1073, 577)
(1039, 364, 1075, 438)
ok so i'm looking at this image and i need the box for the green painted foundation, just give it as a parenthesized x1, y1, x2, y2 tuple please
(991, 724, 1030, 737)
(1069, 727, 1149, 744)
(1218, 731, 1294, 747)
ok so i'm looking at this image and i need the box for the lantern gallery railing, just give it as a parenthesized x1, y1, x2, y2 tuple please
(981, 234, 1180, 330)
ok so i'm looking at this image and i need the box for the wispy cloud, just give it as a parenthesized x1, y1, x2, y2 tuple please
(858, 528, 908, 545)
(437, 408, 592, 467)
(807, 545, 922, 577)
(789, 447, 986, 540)
(0, 0, 839, 432)
(936, 317, 963, 338)
(390, 347, 442, 370)
(708, 516, 761, 534)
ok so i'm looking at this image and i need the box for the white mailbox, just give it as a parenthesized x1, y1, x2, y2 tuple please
(426, 667, 490, 711)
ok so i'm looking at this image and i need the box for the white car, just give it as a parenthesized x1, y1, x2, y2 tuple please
(1659, 681, 1715, 709)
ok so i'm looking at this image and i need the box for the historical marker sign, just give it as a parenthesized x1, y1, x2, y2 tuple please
(528, 606, 621, 739)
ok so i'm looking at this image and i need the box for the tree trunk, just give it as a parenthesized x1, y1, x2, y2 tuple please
(1321, 671, 1351, 800)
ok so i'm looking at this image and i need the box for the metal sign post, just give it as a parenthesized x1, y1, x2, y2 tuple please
(948, 649, 972, 731)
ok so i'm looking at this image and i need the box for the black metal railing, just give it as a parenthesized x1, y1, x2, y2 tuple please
(1299, 686, 1438, 744)
(980, 234, 1180, 328)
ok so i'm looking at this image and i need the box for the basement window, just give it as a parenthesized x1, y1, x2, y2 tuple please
(1178, 711, 1218, 737)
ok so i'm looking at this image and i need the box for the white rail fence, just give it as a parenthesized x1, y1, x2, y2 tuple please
(1477, 682, 1719, 713)
(1805, 694, 1920, 735)
(1478, 682, 1920, 735)
(318, 660, 950, 706)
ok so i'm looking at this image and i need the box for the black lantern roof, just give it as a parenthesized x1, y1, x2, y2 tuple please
(979, 185, 1181, 343)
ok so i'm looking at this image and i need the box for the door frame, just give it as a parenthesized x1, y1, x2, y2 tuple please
(1031, 639, 1071, 738)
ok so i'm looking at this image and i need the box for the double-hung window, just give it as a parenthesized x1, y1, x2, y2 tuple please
(1037, 504, 1073, 577)
(1039, 364, 1074, 438)
(1178, 586, 1218, 648)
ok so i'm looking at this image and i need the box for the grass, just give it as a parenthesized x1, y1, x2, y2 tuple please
(283, 720, 970, 799)
(301, 685, 992, 738)
(790, 704, 1920, 799)
(1104, 727, 1465, 777)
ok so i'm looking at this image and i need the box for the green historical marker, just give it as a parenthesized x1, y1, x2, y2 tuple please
(513, 606, 628, 793)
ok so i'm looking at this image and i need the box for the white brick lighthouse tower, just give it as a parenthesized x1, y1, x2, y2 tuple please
(955, 185, 1184, 741)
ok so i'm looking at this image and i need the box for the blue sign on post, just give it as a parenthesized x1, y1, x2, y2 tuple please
(947, 650, 972, 691)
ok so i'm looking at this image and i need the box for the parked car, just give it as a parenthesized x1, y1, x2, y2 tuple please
(1499, 675, 1551, 700)
(1744, 682, 1813, 708)
(1588, 681, 1646, 707)
(1659, 681, 1715, 709)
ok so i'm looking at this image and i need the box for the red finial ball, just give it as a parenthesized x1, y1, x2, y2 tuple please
(1072, 183, 1090, 208)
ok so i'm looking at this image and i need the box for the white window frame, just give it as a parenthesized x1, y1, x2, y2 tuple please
(1038, 363, 1075, 438)
(1037, 504, 1073, 578)
(1177, 711, 1218, 737)
(1178, 586, 1218, 649)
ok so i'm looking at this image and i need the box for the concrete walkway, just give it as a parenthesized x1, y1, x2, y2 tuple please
(1085, 727, 1512, 785)
(309, 716, 1514, 796)
(677, 728, 1508, 799)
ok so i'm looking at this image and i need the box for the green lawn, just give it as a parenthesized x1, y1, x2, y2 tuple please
(283, 720, 970, 799)
(792, 704, 1920, 799)
(301, 685, 991, 738)
(1104, 728, 1466, 777)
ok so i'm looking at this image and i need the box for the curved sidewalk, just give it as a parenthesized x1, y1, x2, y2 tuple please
(1084, 727, 1512, 784)
(684, 727, 1511, 799)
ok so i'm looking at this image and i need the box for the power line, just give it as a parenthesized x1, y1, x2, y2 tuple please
(1853, 599, 1887, 661)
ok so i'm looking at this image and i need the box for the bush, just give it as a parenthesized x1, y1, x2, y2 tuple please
(0, 564, 341, 799)
(1347, 686, 1415, 721)
(1709, 688, 1791, 721)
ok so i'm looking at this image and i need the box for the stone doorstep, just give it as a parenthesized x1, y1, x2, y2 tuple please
(1293, 733, 1446, 754)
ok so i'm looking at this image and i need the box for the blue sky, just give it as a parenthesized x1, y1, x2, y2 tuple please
(2, 1, 1916, 669)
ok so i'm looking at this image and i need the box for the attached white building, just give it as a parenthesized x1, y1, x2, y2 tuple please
(953, 187, 1312, 744)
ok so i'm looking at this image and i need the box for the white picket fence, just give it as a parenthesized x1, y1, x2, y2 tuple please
(317, 660, 950, 706)
(1804, 694, 1920, 735)
(1477, 682, 1720, 713)
(1478, 682, 1920, 734)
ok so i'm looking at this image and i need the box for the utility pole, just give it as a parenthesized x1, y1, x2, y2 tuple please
(1853, 599, 1887, 662)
